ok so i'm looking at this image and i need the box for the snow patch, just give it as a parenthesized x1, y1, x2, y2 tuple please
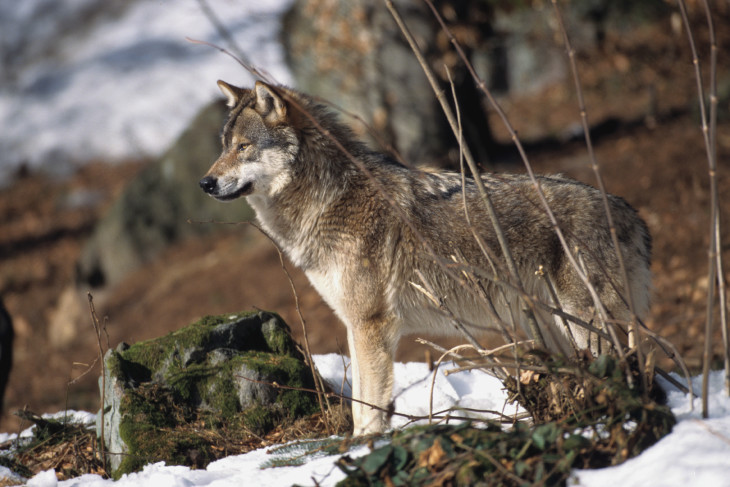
(0, 0, 294, 186)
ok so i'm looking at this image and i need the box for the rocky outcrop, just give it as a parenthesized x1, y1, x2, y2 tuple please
(282, 0, 498, 168)
(76, 100, 253, 290)
(281, 1, 648, 167)
(97, 311, 319, 478)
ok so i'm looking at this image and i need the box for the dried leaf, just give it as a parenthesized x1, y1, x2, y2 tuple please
(418, 438, 447, 469)
(520, 370, 540, 385)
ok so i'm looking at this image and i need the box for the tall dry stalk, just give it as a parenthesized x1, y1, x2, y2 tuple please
(87, 293, 108, 475)
(549, 0, 648, 395)
(675, 0, 726, 416)
(699, 0, 729, 399)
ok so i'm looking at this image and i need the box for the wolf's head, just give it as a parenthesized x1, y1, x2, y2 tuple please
(199, 81, 299, 202)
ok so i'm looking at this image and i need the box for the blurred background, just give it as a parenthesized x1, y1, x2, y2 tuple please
(0, 0, 728, 434)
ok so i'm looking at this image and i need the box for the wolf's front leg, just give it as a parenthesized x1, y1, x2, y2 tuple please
(347, 323, 397, 435)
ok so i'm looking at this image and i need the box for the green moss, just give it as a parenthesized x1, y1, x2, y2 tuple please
(195, 312, 246, 328)
(114, 382, 224, 479)
(116, 385, 180, 478)
(164, 359, 239, 419)
(236, 352, 319, 436)
(107, 350, 152, 384)
(241, 404, 276, 436)
(199, 366, 240, 419)
(116, 426, 213, 479)
(106, 310, 320, 478)
(261, 315, 299, 356)
(119, 336, 174, 374)
(118, 311, 254, 370)
(237, 351, 318, 417)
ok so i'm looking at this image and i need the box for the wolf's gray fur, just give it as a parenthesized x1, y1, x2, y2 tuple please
(200, 81, 651, 435)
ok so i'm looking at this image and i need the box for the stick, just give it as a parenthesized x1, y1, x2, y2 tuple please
(87, 293, 107, 475)
(675, 0, 723, 417)
(550, 0, 647, 394)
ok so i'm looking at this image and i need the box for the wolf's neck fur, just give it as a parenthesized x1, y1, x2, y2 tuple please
(247, 98, 382, 270)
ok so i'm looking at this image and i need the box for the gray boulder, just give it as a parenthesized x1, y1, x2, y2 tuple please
(97, 310, 319, 478)
(77, 100, 253, 289)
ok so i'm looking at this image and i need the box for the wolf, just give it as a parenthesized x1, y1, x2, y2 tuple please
(199, 81, 652, 435)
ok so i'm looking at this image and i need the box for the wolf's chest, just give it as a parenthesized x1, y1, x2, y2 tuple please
(305, 265, 348, 320)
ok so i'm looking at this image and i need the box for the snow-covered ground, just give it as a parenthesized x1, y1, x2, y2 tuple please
(0, 0, 293, 187)
(2, 355, 729, 487)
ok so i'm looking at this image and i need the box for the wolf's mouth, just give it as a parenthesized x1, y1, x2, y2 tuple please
(216, 181, 253, 201)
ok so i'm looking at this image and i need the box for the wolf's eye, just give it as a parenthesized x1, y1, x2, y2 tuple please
(237, 142, 250, 152)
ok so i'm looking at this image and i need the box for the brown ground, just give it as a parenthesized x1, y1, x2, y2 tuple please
(0, 12, 728, 436)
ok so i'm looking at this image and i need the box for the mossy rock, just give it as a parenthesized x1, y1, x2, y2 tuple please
(97, 310, 319, 478)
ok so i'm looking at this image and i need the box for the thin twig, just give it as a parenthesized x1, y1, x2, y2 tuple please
(451, 252, 516, 345)
(550, 0, 648, 395)
(186, 37, 272, 83)
(447, 67, 503, 281)
(536, 265, 578, 353)
(698, 0, 728, 398)
(87, 293, 107, 475)
(446, 66, 518, 349)
(416, 338, 497, 373)
(428, 344, 475, 424)
(675, 0, 722, 417)
(195, 0, 250, 67)
(413, 269, 484, 350)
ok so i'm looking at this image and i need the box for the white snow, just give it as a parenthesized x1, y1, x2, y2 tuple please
(0, 0, 294, 186)
(3, 355, 729, 487)
(575, 370, 730, 486)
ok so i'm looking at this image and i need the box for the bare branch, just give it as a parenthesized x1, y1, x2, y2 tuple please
(86, 293, 107, 475)
(675, 0, 723, 417)
(549, 0, 648, 395)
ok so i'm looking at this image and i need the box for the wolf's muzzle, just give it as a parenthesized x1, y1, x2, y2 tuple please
(199, 176, 217, 194)
(199, 177, 253, 200)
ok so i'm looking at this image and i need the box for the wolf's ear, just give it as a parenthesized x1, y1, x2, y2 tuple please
(254, 81, 287, 123)
(217, 80, 244, 108)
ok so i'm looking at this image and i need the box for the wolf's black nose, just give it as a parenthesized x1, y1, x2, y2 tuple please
(199, 176, 217, 194)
